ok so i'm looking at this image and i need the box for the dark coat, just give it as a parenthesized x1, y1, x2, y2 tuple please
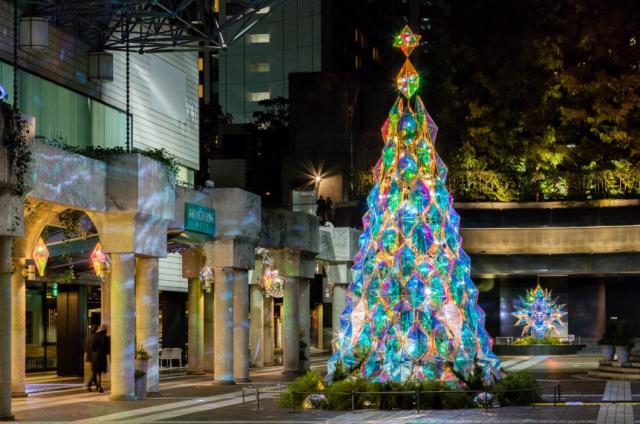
(91, 329, 110, 373)
(84, 328, 96, 363)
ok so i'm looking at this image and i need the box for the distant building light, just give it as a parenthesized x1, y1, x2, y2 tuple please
(249, 91, 270, 102)
(257, 6, 270, 14)
(248, 34, 270, 44)
(198, 84, 204, 98)
(198, 57, 204, 71)
(251, 62, 271, 72)
(355, 55, 362, 70)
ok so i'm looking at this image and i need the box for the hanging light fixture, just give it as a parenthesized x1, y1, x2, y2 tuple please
(90, 242, 111, 282)
(200, 266, 214, 293)
(256, 248, 284, 298)
(32, 237, 49, 277)
(19, 17, 49, 50)
(88, 51, 114, 82)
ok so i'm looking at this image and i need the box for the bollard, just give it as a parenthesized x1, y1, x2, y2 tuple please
(416, 390, 420, 414)
(256, 387, 260, 410)
(351, 391, 355, 413)
(242, 388, 245, 406)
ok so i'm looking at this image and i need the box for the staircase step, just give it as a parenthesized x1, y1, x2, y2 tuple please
(588, 370, 640, 381)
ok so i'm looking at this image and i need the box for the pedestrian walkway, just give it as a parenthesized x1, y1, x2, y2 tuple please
(501, 355, 550, 372)
(597, 381, 633, 424)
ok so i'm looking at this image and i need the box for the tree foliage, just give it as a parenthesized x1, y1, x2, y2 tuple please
(424, 0, 640, 201)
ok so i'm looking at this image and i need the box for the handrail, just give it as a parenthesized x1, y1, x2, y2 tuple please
(242, 381, 561, 412)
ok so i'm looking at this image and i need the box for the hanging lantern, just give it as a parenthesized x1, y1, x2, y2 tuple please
(262, 267, 284, 298)
(32, 237, 49, 277)
(90, 242, 111, 282)
(199, 266, 214, 293)
(19, 17, 49, 50)
(88, 51, 114, 82)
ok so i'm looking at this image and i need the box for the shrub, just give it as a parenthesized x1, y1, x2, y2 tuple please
(278, 370, 324, 408)
(494, 372, 539, 406)
(514, 336, 561, 345)
(326, 378, 370, 411)
(598, 321, 617, 345)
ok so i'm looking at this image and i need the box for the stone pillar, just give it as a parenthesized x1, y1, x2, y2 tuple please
(11, 258, 26, 398)
(100, 274, 111, 385)
(203, 288, 214, 373)
(135, 257, 160, 393)
(101, 275, 111, 329)
(0, 237, 14, 419)
(332, 283, 347, 347)
(213, 267, 234, 384)
(298, 278, 310, 372)
(249, 284, 264, 367)
(110, 253, 137, 400)
(187, 278, 204, 374)
(282, 277, 299, 374)
(233, 270, 250, 382)
(263, 296, 274, 365)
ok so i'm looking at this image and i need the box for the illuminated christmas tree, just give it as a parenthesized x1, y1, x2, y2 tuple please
(327, 26, 500, 385)
(512, 284, 566, 338)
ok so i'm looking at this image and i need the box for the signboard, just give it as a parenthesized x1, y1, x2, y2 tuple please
(185, 203, 215, 236)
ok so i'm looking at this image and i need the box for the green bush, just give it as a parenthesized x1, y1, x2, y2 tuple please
(278, 370, 324, 408)
(494, 372, 539, 406)
(514, 336, 561, 345)
(326, 378, 371, 411)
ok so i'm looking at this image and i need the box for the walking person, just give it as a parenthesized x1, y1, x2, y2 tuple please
(85, 324, 98, 391)
(91, 325, 110, 393)
(326, 196, 335, 223)
(316, 195, 327, 224)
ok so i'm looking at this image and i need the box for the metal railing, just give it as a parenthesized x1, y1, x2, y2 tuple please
(242, 382, 562, 413)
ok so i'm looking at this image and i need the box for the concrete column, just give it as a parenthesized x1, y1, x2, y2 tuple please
(263, 296, 274, 365)
(332, 283, 347, 350)
(0, 237, 14, 419)
(203, 288, 214, 373)
(249, 284, 264, 367)
(11, 258, 26, 398)
(298, 278, 310, 372)
(213, 267, 234, 384)
(282, 277, 299, 374)
(135, 257, 160, 393)
(100, 274, 111, 385)
(110, 252, 136, 400)
(101, 274, 111, 329)
(187, 278, 204, 374)
(233, 270, 250, 382)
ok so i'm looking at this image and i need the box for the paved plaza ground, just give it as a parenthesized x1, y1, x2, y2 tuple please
(8, 353, 640, 423)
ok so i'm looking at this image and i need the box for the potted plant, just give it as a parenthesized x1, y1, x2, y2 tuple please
(135, 345, 150, 399)
(614, 320, 634, 365)
(135, 345, 150, 375)
(135, 369, 147, 400)
(598, 321, 617, 362)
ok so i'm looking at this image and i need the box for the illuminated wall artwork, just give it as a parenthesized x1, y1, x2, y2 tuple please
(512, 284, 566, 338)
(32, 237, 49, 277)
(257, 248, 284, 298)
(327, 26, 501, 385)
(90, 242, 111, 281)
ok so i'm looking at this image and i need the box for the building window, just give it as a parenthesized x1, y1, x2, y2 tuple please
(354, 28, 361, 43)
(355, 55, 362, 70)
(249, 92, 270, 102)
(373, 47, 380, 62)
(257, 6, 270, 14)
(251, 62, 271, 72)
(248, 33, 270, 44)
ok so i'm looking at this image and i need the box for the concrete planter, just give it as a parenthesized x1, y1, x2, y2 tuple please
(135, 358, 148, 400)
(616, 346, 631, 364)
(600, 345, 615, 362)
